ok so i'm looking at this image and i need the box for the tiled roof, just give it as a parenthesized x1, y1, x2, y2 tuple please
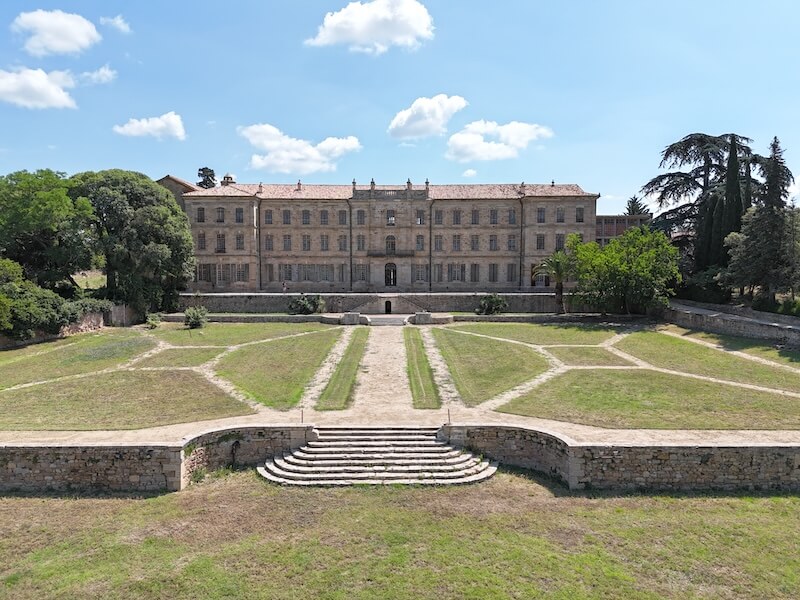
(157, 174, 201, 191)
(182, 182, 597, 200)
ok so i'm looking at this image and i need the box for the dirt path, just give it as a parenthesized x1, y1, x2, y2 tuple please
(351, 327, 413, 411)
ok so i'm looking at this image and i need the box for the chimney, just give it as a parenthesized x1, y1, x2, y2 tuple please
(520, 181, 526, 194)
(425, 178, 430, 192)
(221, 173, 235, 186)
(257, 182, 263, 194)
(370, 178, 376, 192)
(551, 179, 555, 187)
(352, 178, 356, 194)
(407, 178, 412, 191)
(296, 179, 302, 191)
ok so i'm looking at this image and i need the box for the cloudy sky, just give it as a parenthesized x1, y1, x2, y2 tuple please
(1, 0, 799, 214)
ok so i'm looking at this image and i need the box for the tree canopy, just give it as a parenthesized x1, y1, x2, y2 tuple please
(197, 167, 216, 189)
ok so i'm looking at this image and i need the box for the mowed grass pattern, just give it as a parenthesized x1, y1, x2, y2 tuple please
(0, 330, 154, 390)
(0, 471, 798, 599)
(150, 322, 330, 346)
(0, 370, 252, 430)
(404, 327, 440, 409)
(662, 324, 800, 366)
(316, 328, 369, 410)
(546, 346, 633, 366)
(135, 347, 224, 368)
(498, 369, 800, 429)
(217, 328, 341, 409)
(617, 331, 800, 393)
(452, 322, 623, 345)
(432, 328, 549, 406)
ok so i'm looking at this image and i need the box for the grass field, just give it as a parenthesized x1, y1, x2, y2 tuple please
(0, 470, 797, 599)
(451, 322, 623, 345)
(217, 328, 341, 410)
(0, 371, 253, 430)
(498, 369, 800, 429)
(662, 324, 800, 366)
(316, 328, 369, 410)
(150, 322, 330, 346)
(135, 347, 224, 368)
(432, 328, 549, 406)
(546, 346, 634, 366)
(617, 331, 800, 393)
(404, 327, 441, 409)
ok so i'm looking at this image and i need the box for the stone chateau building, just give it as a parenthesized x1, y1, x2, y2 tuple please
(159, 175, 649, 293)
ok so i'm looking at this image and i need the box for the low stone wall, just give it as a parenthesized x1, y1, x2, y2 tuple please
(0, 311, 106, 350)
(675, 299, 800, 327)
(665, 303, 800, 346)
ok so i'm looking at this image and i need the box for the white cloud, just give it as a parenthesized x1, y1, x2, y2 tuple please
(100, 15, 131, 34)
(388, 94, 467, 139)
(445, 120, 554, 162)
(113, 111, 186, 140)
(11, 9, 101, 57)
(462, 169, 477, 178)
(80, 64, 116, 85)
(0, 68, 76, 109)
(239, 123, 362, 175)
(305, 0, 434, 55)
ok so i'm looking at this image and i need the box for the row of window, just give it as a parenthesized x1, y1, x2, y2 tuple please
(269, 263, 521, 283)
(197, 232, 247, 252)
(196, 263, 250, 283)
(257, 233, 566, 252)
(197, 206, 585, 226)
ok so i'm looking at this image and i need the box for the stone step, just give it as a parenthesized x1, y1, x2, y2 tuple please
(257, 462, 498, 486)
(316, 434, 439, 443)
(275, 455, 481, 474)
(292, 448, 465, 461)
(283, 453, 472, 467)
(316, 427, 440, 434)
(299, 444, 457, 456)
(263, 459, 493, 481)
(307, 439, 445, 448)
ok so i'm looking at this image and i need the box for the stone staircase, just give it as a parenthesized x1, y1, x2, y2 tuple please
(257, 427, 497, 486)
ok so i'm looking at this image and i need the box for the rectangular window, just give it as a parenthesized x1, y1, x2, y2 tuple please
(416, 210, 425, 225)
(386, 209, 395, 226)
(555, 233, 565, 251)
(266, 263, 274, 282)
(302, 235, 311, 251)
(339, 235, 349, 251)
(264, 235, 273, 251)
(507, 234, 517, 251)
(452, 234, 461, 251)
(507, 263, 517, 282)
(490, 209, 498, 225)
(320, 210, 329, 225)
(236, 233, 245, 250)
(283, 234, 291, 251)
(488, 263, 499, 283)
(235, 264, 249, 282)
(338, 210, 347, 225)
(355, 264, 369, 281)
(416, 235, 424, 251)
(434, 263, 443, 283)
(556, 207, 565, 223)
(413, 264, 429, 281)
(235, 207, 244, 224)
(434, 209, 443, 225)
(320, 264, 334, 281)
(357, 209, 366, 225)
(536, 233, 545, 251)
(197, 232, 206, 250)
(447, 263, 465, 282)
(471, 209, 480, 225)
(508, 209, 516, 225)
(281, 264, 293, 281)
(537, 207, 546, 223)
(264, 209, 273, 225)
(196, 207, 205, 223)
(534, 272, 548, 287)
(216, 233, 226, 252)
(470, 263, 480, 282)
(470, 234, 480, 251)
(356, 234, 366, 251)
(216, 207, 225, 223)
(337, 264, 346, 282)
(576, 206, 584, 223)
(219, 264, 231, 283)
(302, 210, 310, 225)
(320, 234, 329, 251)
(452, 209, 461, 225)
(198, 263, 214, 282)
(282, 209, 291, 225)
(489, 234, 498, 251)
(434, 235, 443, 252)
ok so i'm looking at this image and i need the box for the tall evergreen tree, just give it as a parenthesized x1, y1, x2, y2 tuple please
(719, 135, 743, 265)
(197, 167, 216, 189)
(625, 195, 648, 215)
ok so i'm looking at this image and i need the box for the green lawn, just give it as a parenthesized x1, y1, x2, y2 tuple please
(662, 324, 800, 366)
(451, 322, 623, 345)
(616, 331, 800, 393)
(1, 471, 798, 599)
(0, 330, 154, 390)
(150, 322, 331, 347)
(316, 328, 369, 410)
(546, 346, 634, 366)
(432, 328, 549, 406)
(0, 370, 252, 430)
(217, 329, 341, 409)
(498, 369, 800, 429)
(74, 270, 106, 290)
(404, 327, 441, 409)
(135, 347, 224, 368)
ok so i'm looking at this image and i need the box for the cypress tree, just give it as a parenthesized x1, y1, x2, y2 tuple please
(709, 190, 726, 266)
(719, 135, 743, 265)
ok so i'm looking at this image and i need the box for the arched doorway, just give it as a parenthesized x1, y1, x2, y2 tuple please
(385, 263, 397, 287)
(385, 300, 392, 314)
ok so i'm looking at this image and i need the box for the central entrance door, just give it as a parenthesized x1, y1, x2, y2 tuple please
(385, 263, 397, 287)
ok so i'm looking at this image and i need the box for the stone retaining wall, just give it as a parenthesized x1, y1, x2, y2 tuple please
(0, 311, 105, 350)
(665, 304, 800, 346)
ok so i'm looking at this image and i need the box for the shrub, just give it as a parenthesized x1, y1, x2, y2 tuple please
(288, 294, 326, 315)
(0, 280, 70, 340)
(475, 293, 508, 315)
(145, 312, 162, 329)
(752, 293, 779, 313)
(676, 268, 731, 304)
(63, 298, 113, 322)
(184, 305, 208, 329)
(777, 298, 800, 317)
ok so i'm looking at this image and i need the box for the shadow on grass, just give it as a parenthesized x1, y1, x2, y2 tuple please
(668, 326, 800, 364)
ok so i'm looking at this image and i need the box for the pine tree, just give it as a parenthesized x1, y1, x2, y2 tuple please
(718, 135, 743, 265)
(197, 167, 216, 189)
(625, 195, 648, 215)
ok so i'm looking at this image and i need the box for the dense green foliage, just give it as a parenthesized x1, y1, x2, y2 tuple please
(568, 227, 679, 314)
(287, 293, 326, 314)
(184, 305, 209, 329)
(532, 251, 573, 313)
(197, 167, 216, 189)
(475, 293, 507, 314)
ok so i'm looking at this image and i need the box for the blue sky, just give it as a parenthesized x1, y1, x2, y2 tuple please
(1, 0, 799, 214)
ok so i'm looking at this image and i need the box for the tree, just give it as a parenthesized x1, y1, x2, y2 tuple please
(197, 167, 216, 189)
(0, 170, 95, 289)
(69, 170, 195, 313)
(569, 227, 679, 314)
(532, 250, 574, 313)
(625, 195, 648, 215)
